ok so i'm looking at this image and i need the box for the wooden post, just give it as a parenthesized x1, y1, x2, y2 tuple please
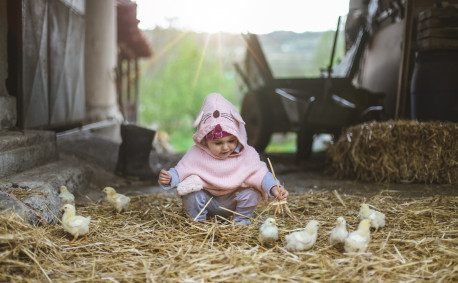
(395, 0, 415, 119)
(134, 58, 139, 122)
(126, 58, 131, 121)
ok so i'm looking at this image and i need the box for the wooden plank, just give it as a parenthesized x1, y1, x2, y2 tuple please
(395, 0, 415, 120)
(242, 33, 275, 86)
(417, 37, 458, 51)
(418, 7, 458, 21)
(417, 28, 458, 40)
(418, 17, 458, 31)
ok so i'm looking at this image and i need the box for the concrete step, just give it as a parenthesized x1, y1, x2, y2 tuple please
(0, 130, 58, 178)
(0, 155, 93, 225)
(0, 127, 178, 226)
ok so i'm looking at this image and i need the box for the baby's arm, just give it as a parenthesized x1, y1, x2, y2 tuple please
(261, 172, 289, 201)
(158, 168, 179, 190)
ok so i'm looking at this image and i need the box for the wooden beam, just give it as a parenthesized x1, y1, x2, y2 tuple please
(395, 0, 415, 119)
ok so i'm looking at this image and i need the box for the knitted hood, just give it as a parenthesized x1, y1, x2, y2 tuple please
(192, 93, 247, 157)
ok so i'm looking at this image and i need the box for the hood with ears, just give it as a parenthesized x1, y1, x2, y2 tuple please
(175, 93, 269, 197)
(193, 93, 247, 153)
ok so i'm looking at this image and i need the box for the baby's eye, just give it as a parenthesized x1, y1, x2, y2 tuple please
(215, 142, 222, 145)
(228, 139, 236, 143)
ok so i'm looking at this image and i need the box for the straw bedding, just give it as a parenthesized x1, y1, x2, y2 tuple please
(1, 190, 457, 282)
(328, 120, 458, 184)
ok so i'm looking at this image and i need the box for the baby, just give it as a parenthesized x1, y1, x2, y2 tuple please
(158, 93, 288, 224)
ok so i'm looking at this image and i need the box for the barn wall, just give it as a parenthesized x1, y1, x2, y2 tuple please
(0, 0, 17, 129)
(356, 20, 404, 119)
(5, 0, 87, 129)
(48, 0, 86, 125)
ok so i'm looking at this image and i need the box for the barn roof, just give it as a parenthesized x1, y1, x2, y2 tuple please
(117, 0, 153, 59)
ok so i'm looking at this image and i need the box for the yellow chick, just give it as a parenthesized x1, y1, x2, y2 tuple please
(58, 185, 75, 205)
(61, 204, 91, 244)
(329, 216, 349, 246)
(359, 203, 385, 233)
(344, 219, 371, 253)
(259, 218, 278, 246)
(102, 187, 131, 213)
(285, 220, 319, 252)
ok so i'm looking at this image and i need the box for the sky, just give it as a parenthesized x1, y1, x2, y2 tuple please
(134, 0, 350, 34)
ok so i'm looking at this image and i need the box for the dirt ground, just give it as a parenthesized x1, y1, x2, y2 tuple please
(56, 130, 457, 205)
(74, 149, 458, 205)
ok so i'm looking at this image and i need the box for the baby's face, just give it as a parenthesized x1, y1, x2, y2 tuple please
(206, 135, 238, 159)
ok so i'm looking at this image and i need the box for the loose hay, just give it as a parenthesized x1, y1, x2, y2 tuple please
(328, 120, 458, 184)
(0, 192, 457, 282)
(5, 187, 48, 200)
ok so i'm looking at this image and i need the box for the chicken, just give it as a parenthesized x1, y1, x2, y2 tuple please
(285, 220, 319, 252)
(258, 218, 278, 246)
(102, 186, 131, 213)
(344, 219, 371, 253)
(329, 216, 349, 246)
(58, 185, 75, 205)
(359, 203, 385, 233)
(61, 204, 90, 244)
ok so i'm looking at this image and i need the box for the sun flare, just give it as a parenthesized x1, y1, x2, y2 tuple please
(135, 0, 349, 34)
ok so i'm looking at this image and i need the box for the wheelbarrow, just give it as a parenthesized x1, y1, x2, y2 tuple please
(236, 25, 384, 161)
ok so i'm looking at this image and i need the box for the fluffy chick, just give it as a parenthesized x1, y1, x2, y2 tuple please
(259, 218, 278, 246)
(329, 216, 349, 246)
(61, 204, 91, 244)
(102, 187, 131, 213)
(344, 219, 371, 253)
(285, 220, 319, 252)
(58, 185, 75, 205)
(359, 203, 385, 233)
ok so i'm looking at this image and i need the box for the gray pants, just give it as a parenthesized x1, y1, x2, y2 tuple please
(181, 187, 262, 223)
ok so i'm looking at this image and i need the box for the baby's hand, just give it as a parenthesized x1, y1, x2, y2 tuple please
(271, 186, 289, 201)
(159, 169, 171, 185)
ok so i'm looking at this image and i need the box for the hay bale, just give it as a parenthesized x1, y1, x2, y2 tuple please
(328, 120, 458, 184)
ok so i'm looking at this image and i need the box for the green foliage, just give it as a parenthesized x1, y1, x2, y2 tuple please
(139, 32, 239, 135)
(168, 131, 195, 153)
(260, 31, 324, 77)
(311, 30, 346, 76)
(265, 133, 296, 153)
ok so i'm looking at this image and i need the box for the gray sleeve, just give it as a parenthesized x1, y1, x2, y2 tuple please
(262, 172, 279, 198)
(159, 168, 179, 191)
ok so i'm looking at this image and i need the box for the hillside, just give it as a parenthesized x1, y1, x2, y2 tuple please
(142, 28, 343, 78)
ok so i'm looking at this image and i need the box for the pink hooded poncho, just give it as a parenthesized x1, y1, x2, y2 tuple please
(175, 93, 269, 200)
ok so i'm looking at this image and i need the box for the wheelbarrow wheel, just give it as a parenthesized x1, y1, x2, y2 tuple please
(241, 90, 272, 152)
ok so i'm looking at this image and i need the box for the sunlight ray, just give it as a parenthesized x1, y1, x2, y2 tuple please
(217, 32, 224, 88)
(190, 33, 211, 103)
(137, 30, 190, 75)
(147, 31, 190, 65)
(126, 31, 190, 91)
